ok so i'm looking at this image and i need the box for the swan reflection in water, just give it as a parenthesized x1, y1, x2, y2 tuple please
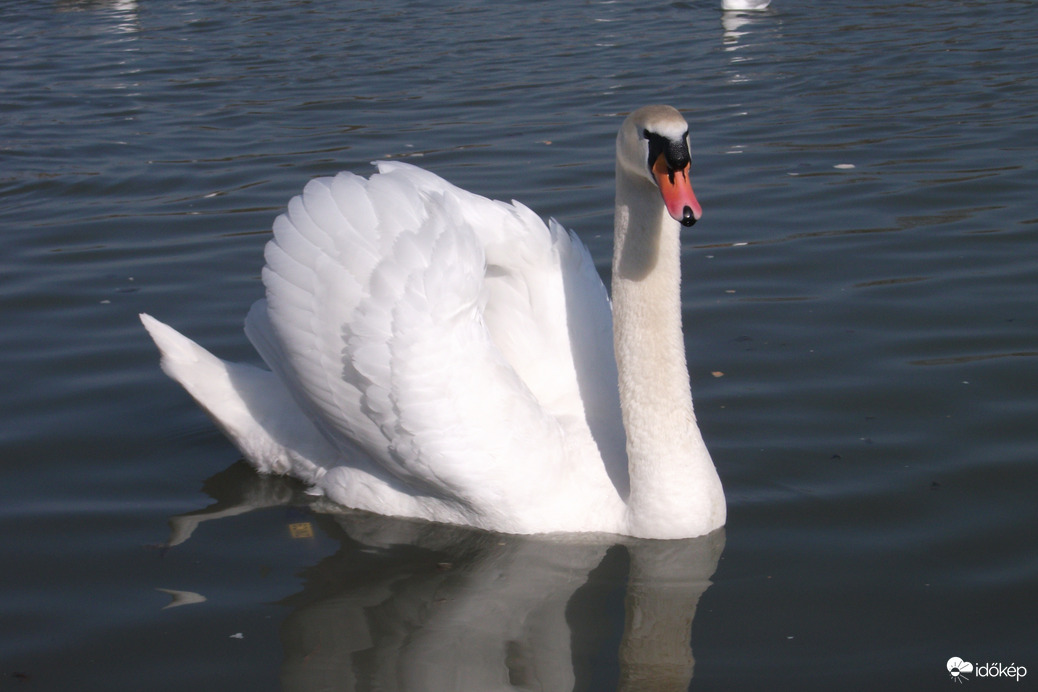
(165, 463, 725, 691)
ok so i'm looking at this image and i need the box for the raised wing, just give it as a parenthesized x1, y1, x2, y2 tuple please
(247, 163, 623, 521)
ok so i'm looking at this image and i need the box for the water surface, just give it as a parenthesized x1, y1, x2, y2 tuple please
(1, 0, 1036, 689)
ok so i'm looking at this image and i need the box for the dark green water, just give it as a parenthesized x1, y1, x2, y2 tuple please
(1, 0, 1035, 689)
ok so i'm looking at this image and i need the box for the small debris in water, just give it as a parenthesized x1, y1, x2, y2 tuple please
(288, 522, 314, 539)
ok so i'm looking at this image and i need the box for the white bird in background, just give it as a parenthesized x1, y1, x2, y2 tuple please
(722, 0, 771, 10)
(141, 105, 726, 539)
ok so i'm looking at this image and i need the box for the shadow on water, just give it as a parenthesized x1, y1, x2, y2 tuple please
(165, 462, 724, 692)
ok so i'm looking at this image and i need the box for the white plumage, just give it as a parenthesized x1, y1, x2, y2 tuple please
(142, 106, 725, 538)
(722, 0, 771, 10)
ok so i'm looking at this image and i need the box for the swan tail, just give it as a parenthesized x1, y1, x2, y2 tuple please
(139, 313, 331, 482)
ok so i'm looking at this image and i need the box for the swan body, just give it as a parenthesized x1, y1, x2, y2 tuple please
(722, 0, 771, 10)
(142, 105, 725, 539)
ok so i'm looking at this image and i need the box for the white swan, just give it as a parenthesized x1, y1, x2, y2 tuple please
(722, 0, 771, 10)
(141, 105, 725, 539)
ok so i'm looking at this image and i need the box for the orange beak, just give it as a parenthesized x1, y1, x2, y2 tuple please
(652, 153, 702, 227)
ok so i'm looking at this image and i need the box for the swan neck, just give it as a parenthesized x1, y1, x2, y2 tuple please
(612, 164, 724, 537)
(612, 171, 696, 452)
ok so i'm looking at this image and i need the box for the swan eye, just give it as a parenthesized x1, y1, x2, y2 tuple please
(642, 129, 651, 140)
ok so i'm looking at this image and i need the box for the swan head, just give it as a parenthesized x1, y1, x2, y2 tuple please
(617, 105, 702, 227)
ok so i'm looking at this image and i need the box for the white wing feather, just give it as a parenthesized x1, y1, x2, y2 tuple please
(150, 162, 628, 532)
